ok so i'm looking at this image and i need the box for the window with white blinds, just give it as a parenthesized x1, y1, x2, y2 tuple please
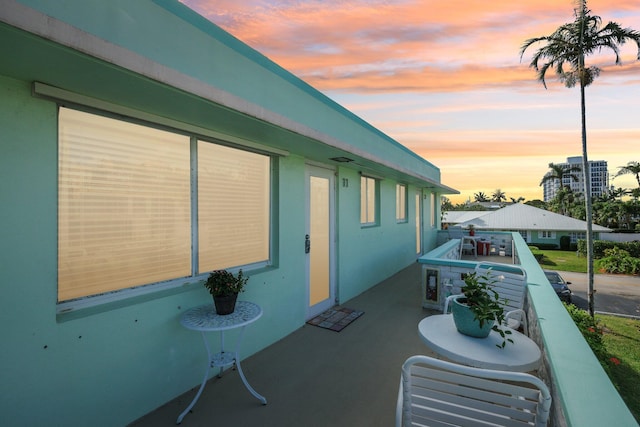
(360, 176, 377, 225)
(396, 184, 407, 222)
(58, 107, 271, 303)
(198, 142, 270, 271)
(430, 193, 436, 227)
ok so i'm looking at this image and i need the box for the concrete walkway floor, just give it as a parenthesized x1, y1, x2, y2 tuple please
(129, 262, 437, 427)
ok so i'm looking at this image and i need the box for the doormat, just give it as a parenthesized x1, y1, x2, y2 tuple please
(306, 307, 364, 332)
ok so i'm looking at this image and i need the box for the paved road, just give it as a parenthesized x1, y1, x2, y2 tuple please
(546, 270, 640, 318)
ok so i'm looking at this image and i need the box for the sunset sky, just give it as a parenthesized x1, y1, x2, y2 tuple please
(182, 0, 640, 204)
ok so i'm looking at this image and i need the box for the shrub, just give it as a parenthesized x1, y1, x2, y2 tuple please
(527, 245, 545, 262)
(560, 235, 571, 250)
(531, 243, 558, 250)
(577, 239, 640, 259)
(599, 248, 640, 275)
(564, 303, 607, 359)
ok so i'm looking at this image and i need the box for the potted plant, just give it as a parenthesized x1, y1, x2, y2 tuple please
(468, 224, 475, 236)
(450, 270, 513, 348)
(204, 269, 249, 315)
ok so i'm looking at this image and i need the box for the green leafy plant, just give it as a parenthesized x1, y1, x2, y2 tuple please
(460, 270, 513, 348)
(599, 247, 640, 275)
(564, 302, 606, 358)
(204, 269, 249, 297)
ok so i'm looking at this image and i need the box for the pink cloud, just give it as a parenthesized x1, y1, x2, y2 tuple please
(181, 0, 640, 204)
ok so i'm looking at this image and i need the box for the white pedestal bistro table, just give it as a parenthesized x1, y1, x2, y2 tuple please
(177, 301, 267, 424)
(418, 314, 542, 372)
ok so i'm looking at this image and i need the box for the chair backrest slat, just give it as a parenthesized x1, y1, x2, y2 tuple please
(397, 355, 551, 427)
(475, 263, 527, 312)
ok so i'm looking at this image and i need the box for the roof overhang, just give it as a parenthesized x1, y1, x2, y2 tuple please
(0, 1, 458, 194)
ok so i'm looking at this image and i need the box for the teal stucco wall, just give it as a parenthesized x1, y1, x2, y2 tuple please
(0, 76, 301, 425)
(0, 1, 451, 423)
(0, 76, 434, 426)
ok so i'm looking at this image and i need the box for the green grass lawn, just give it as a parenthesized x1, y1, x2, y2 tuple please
(532, 249, 588, 273)
(532, 249, 639, 421)
(597, 314, 640, 422)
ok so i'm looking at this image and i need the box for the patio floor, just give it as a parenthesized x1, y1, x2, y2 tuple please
(129, 261, 438, 427)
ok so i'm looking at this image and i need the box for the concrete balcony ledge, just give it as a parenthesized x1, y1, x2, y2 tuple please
(420, 232, 637, 426)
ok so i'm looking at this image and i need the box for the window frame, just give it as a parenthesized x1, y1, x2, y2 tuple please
(396, 183, 408, 223)
(48, 90, 282, 314)
(57, 108, 194, 303)
(430, 193, 436, 228)
(360, 175, 379, 227)
(570, 232, 586, 243)
(538, 230, 556, 240)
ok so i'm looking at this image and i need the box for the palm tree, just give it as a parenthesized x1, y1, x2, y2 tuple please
(474, 192, 490, 203)
(608, 186, 629, 200)
(441, 196, 454, 212)
(593, 198, 618, 228)
(510, 196, 526, 203)
(614, 161, 640, 187)
(491, 189, 506, 203)
(548, 186, 579, 216)
(525, 199, 547, 209)
(539, 162, 581, 190)
(520, 1, 640, 316)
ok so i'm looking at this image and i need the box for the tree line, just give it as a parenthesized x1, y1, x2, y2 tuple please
(442, 161, 640, 231)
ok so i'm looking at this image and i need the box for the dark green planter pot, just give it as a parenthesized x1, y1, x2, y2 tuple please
(450, 295, 494, 338)
(213, 293, 238, 315)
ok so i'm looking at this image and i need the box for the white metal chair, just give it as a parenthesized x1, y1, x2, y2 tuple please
(460, 236, 477, 258)
(447, 226, 476, 258)
(443, 262, 528, 334)
(396, 355, 552, 427)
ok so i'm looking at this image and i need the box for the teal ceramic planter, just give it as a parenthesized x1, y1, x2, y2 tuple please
(450, 295, 494, 338)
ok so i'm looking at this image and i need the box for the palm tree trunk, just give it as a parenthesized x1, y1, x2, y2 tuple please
(580, 80, 595, 317)
(576, 1, 595, 317)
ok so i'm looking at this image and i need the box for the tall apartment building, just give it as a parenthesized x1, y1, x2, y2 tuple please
(542, 156, 609, 202)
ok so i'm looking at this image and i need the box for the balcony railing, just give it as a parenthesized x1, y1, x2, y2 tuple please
(422, 231, 636, 426)
(132, 231, 636, 426)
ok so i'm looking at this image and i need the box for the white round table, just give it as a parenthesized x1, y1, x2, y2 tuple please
(418, 314, 541, 372)
(177, 301, 266, 424)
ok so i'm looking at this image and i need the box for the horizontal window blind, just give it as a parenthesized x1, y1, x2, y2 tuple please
(396, 184, 406, 221)
(58, 108, 191, 301)
(360, 176, 376, 224)
(198, 141, 270, 272)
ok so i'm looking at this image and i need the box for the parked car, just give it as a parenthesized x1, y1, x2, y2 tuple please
(544, 270, 572, 303)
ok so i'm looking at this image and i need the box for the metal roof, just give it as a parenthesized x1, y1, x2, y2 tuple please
(442, 211, 488, 223)
(451, 203, 611, 232)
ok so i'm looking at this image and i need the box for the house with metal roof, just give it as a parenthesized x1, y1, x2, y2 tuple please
(442, 210, 488, 225)
(448, 203, 611, 248)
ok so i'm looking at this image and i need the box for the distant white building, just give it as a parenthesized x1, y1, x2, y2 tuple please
(542, 156, 609, 202)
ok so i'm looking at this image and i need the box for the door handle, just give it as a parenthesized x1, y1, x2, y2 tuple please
(305, 234, 311, 254)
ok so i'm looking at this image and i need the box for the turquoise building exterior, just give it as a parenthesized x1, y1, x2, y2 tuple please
(0, 1, 456, 425)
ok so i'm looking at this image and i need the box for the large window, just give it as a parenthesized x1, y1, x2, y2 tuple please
(58, 108, 271, 303)
(198, 142, 270, 271)
(396, 184, 407, 222)
(360, 176, 378, 226)
(570, 232, 586, 243)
